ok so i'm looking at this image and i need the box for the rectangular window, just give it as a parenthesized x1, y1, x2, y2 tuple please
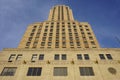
(54, 67, 67, 76)
(84, 54, 89, 60)
(32, 29, 35, 32)
(28, 37, 32, 41)
(42, 37, 46, 41)
(77, 54, 82, 60)
(16, 54, 22, 61)
(41, 42, 45, 46)
(1, 67, 17, 76)
(89, 36, 93, 40)
(30, 33, 34, 36)
(91, 41, 95, 45)
(54, 54, 59, 60)
(39, 54, 44, 60)
(31, 54, 37, 62)
(27, 67, 42, 76)
(62, 54, 66, 60)
(99, 54, 105, 60)
(79, 67, 94, 76)
(48, 42, 52, 46)
(106, 54, 113, 60)
(26, 42, 31, 46)
(8, 54, 16, 62)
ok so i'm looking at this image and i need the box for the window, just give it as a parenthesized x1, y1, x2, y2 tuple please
(87, 32, 91, 35)
(36, 33, 40, 37)
(91, 41, 95, 45)
(70, 42, 74, 46)
(45, 26, 48, 28)
(32, 29, 36, 32)
(56, 37, 59, 41)
(79, 67, 94, 76)
(42, 37, 46, 41)
(106, 54, 113, 60)
(51, 22, 54, 24)
(77, 54, 82, 60)
(79, 25, 82, 28)
(39, 54, 44, 60)
(54, 54, 59, 60)
(77, 42, 80, 46)
(33, 42, 38, 46)
(49, 33, 53, 36)
(99, 54, 105, 60)
(16, 54, 22, 61)
(50, 29, 53, 32)
(38, 29, 41, 33)
(86, 29, 89, 31)
(51, 26, 53, 28)
(31, 54, 37, 62)
(41, 42, 45, 46)
(35, 37, 39, 41)
(33, 26, 37, 28)
(62, 42, 66, 45)
(85, 25, 88, 27)
(49, 37, 52, 41)
(28, 37, 32, 41)
(54, 67, 67, 76)
(8, 54, 16, 62)
(26, 42, 31, 46)
(30, 33, 34, 36)
(89, 36, 93, 40)
(84, 54, 89, 60)
(27, 67, 42, 76)
(56, 42, 59, 46)
(1, 67, 17, 76)
(80, 29, 83, 31)
(43, 33, 47, 36)
(62, 54, 66, 60)
(48, 42, 52, 46)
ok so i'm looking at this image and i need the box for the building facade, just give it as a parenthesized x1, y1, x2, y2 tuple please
(0, 5, 120, 80)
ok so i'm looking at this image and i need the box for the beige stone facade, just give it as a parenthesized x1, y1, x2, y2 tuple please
(0, 48, 120, 80)
(0, 5, 120, 80)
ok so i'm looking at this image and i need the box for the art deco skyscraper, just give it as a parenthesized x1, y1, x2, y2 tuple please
(0, 5, 120, 80)
(18, 5, 100, 49)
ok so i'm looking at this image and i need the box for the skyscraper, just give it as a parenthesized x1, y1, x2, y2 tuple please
(18, 5, 100, 49)
(0, 5, 120, 80)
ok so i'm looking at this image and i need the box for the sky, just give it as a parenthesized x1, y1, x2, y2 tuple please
(0, 0, 120, 50)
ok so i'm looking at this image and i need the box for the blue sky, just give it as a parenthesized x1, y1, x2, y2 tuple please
(0, 0, 120, 50)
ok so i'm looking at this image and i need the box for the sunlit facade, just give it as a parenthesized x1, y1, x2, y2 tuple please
(0, 5, 120, 80)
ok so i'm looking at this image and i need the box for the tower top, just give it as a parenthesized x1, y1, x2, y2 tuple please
(48, 5, 74, 21)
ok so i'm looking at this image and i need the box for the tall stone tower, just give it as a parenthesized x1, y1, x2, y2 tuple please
(18, 5, 100, 49)
(0, 5, 120, 80)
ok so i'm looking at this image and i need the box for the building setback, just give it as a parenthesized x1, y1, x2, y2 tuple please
(0, 5, 120, 80)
